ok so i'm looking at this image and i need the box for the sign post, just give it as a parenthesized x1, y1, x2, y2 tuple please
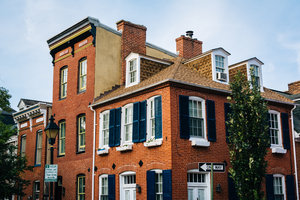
(45, 164, 58, 182)
(198, 162, 225, 200)
(198, 162, 225, 172)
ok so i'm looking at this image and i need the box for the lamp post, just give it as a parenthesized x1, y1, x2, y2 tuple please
(44, 115, 59, 200)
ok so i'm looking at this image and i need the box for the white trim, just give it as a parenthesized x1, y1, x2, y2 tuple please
(99, 174, 108, 200)
(187, 170, 211, 200)
(119, 171, 136, 200)
(121, 103, 134, 146)
(269, 110, 284, 150)
(273, 174, 286, 200)
(125, 53, 140, 88)
(144, 139, 163, 147)
(90, 106, 97, 200)
(99, 110, 110, 149)
(188, 96, 209, 146)
(291, 105, 299, 200)
(211, 50, 229, 84)
(247, 59, 264, 92)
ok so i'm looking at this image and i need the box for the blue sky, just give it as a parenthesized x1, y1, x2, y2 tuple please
(1, 0, 300, 110)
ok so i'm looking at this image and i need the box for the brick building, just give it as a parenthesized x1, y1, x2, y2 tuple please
(16, 17, 298, 200)
(13, 99, 52, 200)
(274, 80, 300, 197)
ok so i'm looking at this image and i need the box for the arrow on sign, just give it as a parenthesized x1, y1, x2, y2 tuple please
(198, 162, 225, 172)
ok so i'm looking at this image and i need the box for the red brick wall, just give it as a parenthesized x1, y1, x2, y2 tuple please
(18, 116, 48, 200)
(94, 84, 295, 200)
(176, 35, 203, 59)
(52, 35, 95, 200)
(117, 20, 147, 84)
(94, 85, 172, 200)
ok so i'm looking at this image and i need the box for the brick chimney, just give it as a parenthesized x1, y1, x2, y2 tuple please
(176, 31, 203, 59)
(116, 20, 147, 84)
(288, 80, 300, 95)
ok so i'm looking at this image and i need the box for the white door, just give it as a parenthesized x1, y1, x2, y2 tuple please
(187, 172, 210, 200)
(124, 188, 136, 200)
(120, 173, 136, 200)
(188, 187, 206, 200)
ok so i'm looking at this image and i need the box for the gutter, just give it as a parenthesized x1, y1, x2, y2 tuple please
(90, 79, 295, 108)
(90, 106, 97, 200)
(291, 105, 299, 200)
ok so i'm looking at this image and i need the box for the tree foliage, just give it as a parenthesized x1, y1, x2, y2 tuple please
(0, 87, 32, 199)
(227, 71, 270, 200)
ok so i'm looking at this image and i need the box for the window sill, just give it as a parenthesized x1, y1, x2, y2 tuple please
(76, 150, 85, 154)
(271, 147, 287, 154)
(116, 144, 133, 152)
(57, 154, 65, 158)
(97, 147, 109, 155)
(144, 139, 162, 147)
(190, 139, 210, 147)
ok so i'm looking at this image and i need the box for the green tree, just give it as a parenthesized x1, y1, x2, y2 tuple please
(227, 71, 270, 200)
(0, 87, 32, 199)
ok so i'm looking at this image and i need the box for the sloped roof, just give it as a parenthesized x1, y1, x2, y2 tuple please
(92, 57, 294, 107)
(18, 98, 52, 108)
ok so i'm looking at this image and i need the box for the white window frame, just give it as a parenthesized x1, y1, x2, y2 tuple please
(125, 53, 140, 87)
(187, 169, 210, 200)
(247, 59, 264, 92)
(35, 130, 42, 165)
(273, 174, 286, 200)
(211, 49, 229, 84)
(58, 120, 66, 156)
(268, 110, 286, 154)
(151, 169, 163, 200)
(188, 96, 209, 147)
(99, 110, 110, 150)
(119, 171, 136, 200)
(79, 58, 87, 92)
(99, 174, 108, 200)
(145, 96, 163, 145)
(121, 104, 134, 146)
(60, 67, 68, 98)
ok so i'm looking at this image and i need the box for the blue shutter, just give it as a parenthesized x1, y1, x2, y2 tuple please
(286, 175, 296, 200)
(179, 95, 190, 139)
(108, 174, 115, 200)
(163, 170, 172, 200)
(227, 174, 238, 200)
(109, 109, 116, 147)
(206, 100, 216, 142)
(133, 102, 140, 143)
(265, 174, 274, 200)
(281, 113, 290, 150)
(139, 101, 147, 142)
(224, 103, 231, 143)
(147, 171, 155, 200)
(114, 108, 121, 146)
(155, 96, 162, 139)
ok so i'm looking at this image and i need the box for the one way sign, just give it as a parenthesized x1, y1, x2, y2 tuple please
(198, 162, 225, 172)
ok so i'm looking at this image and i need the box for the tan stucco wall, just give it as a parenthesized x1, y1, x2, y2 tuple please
(146, 46, 175, 60)
(94, 27, 122, 98)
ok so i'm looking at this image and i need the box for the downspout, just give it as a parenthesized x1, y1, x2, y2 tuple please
(291, 105, 299, 200)
(90, 106, 96, 200)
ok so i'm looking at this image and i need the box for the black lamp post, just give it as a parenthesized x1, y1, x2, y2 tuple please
(44, 115, 59, 200)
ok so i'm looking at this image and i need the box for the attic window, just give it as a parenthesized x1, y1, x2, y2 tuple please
(125, 53, 140, 87)
(129, 59, 137, 84)
(250, 64, 260, 88)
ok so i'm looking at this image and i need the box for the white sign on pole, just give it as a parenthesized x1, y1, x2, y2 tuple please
(45, 164, 58, 182)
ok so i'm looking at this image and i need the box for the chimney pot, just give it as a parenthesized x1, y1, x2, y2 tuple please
(186, 31, 193, 38)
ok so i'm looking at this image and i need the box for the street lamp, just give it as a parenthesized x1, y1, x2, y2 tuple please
(44, 115, 59, 200)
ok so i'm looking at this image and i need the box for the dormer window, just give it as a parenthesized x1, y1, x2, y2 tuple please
(125, 53, 140, 87)
(129, 59, 137, 84)
(211, 48, 230, 84)
(215, 55, 225, 73)
(250, 64, 260, 88)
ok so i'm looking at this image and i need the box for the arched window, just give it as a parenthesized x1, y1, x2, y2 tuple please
(58, 120, 66, 156)
(78, 57, 87, 92)
(35, 130, 42, 166)
(77, 114, 86, 153)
